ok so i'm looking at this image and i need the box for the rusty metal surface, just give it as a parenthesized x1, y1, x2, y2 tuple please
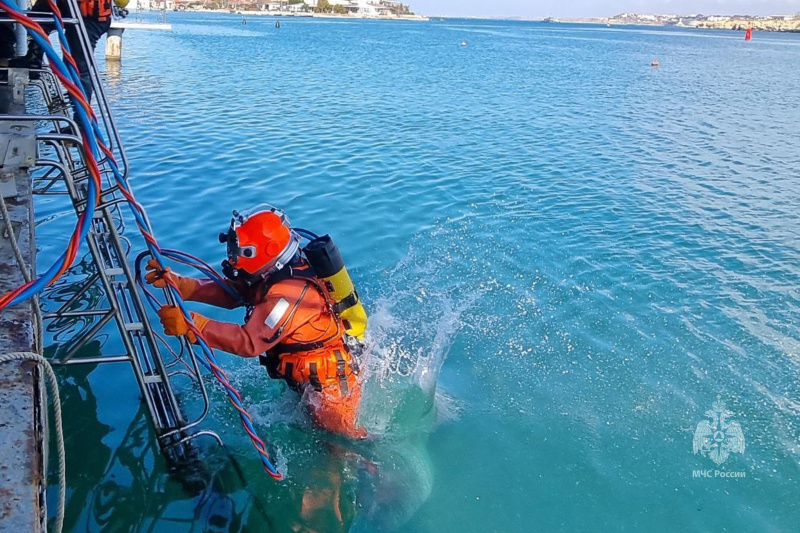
(0, 361, 42, 533)
(0, 70, 43, 533)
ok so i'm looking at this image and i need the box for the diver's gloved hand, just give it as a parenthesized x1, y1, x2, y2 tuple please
(145, 258, 199, 299)
(157, 305, 209, 344)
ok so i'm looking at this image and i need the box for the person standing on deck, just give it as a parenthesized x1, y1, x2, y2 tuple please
(10, 0, 124, 103)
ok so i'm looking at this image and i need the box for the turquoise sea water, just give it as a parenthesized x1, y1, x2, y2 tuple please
(35, 14, 800, 532)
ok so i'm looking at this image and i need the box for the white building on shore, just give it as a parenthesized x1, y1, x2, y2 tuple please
(265, 1, 310, 11)
(344, 0, 392, 15)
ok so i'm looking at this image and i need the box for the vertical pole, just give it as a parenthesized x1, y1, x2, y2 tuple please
(105, 27, 124, 61)
(11, 0, 28, 57)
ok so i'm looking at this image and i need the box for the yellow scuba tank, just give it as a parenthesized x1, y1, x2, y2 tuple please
(304, 235, 368, 340)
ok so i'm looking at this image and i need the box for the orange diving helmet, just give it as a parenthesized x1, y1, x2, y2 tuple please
(219, 205, 300, 284)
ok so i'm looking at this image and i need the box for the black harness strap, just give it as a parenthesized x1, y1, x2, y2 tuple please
(333, 290, 359, 315)
(334, 350, 349, 395)
(269, 341, 328, 355)
(308, 363, 323, 392)
(283, 362, 301, 391)
(259, 353, 281, 379)
(258, 263, 315, 300)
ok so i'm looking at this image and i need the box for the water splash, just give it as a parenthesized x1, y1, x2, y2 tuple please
(229, 228, 479, 531)
(358, 245, 474, 437)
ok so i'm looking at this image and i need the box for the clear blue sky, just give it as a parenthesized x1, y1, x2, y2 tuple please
(416, 0, 800, 18)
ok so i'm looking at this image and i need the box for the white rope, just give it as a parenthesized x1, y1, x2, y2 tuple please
(0, 190, 30, 280)
(0, 192, 43, 353)
(0, 352, 65, 533)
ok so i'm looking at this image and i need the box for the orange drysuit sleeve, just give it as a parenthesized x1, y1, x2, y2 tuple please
(200, 294, 291, 358)
(197, 278, 331, 359)
(187, 278, 246, 310)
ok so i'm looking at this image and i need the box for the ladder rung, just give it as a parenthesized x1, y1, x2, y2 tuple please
(61, 354, 132, 365)
(144, 374, 163, 384)
(105, 267, 124, 276)
(123, 322, 144, 332)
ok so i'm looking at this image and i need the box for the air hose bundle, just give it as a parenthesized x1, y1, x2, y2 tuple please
(0, 1, 282, 479)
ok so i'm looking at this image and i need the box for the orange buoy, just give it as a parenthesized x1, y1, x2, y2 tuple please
(651, 60, 659, 67)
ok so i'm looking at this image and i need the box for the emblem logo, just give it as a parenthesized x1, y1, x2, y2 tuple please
(693, 396, 745, 466)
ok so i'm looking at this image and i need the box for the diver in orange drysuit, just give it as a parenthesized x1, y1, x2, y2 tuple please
(148, 205, 366, 438)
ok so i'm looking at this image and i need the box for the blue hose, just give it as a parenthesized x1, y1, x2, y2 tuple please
(2, 2, 282, 478)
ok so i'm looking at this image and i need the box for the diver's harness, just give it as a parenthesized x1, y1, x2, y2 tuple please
(225, 234, 367, 393)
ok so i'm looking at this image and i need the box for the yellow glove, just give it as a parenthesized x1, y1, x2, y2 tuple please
(157, 305, 209, 344)
(145, 258, 199, 299)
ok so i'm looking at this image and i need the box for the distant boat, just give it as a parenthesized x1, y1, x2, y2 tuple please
(543, 17, 559, 23)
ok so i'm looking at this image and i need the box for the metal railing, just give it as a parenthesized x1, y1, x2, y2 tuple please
(0, 1, 222, 465)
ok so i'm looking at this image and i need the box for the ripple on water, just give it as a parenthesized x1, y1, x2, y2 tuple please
(33, 15, 800, 533)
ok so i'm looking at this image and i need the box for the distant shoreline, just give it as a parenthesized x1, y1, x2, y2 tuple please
(172, 8, 429, 22)
(144, 10, 800, 31)
(536, 14, 800, 33)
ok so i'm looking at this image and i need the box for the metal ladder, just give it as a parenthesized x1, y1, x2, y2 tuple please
(0, 1, 221, 463)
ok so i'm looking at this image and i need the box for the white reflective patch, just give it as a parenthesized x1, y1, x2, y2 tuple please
(265, 298, 290, 329)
